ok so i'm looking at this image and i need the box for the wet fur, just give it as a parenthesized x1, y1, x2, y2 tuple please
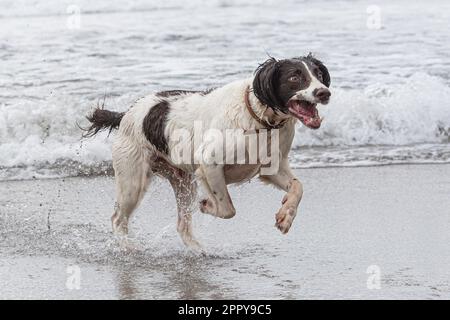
(82, 55, 331, 252)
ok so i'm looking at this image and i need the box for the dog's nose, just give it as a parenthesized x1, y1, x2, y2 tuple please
(314, 88, 331, 102)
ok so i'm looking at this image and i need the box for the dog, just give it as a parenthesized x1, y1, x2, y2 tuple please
(83, 54, 331, 251)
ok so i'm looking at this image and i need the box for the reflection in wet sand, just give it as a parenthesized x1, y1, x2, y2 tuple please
(112, 252, 235, 300)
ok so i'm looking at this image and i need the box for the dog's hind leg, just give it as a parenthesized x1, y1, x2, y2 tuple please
(153, 160, 202, 252)
(171, 174, 203, 253)
(111, 140, 152, 237)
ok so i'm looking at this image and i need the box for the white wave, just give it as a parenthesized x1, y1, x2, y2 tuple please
(293, 72, 450, 147)
(1, 73, 449, 180)
(0, 93, 132, 178)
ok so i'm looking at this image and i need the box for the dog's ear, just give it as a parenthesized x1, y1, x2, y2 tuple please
(252, 57, 284, 110)
(307, 54, 331, 88)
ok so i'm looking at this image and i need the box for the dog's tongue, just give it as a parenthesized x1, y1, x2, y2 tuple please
(302, 115, 322, 128)
(288, 101, 322, 129)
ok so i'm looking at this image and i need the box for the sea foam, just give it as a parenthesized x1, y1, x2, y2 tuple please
(1, 73, 449, 180)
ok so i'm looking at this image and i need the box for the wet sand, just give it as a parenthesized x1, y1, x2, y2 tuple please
(1, 164, 449, 299)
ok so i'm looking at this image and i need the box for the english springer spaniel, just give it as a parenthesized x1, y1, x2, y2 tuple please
(83, 54, 331, 252)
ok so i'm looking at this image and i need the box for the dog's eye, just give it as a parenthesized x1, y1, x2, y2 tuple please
(288, 76, 300, 82)
(316, 70, 323, 81)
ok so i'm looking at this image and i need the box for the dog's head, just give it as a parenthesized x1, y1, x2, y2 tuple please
(252, 54, 331, 129)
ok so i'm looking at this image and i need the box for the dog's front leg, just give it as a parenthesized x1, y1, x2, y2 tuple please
(260, 158, 303, 234)
(196, 165, 236, 219)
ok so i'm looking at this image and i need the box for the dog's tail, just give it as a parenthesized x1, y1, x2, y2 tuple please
(81, 107, 125, 138)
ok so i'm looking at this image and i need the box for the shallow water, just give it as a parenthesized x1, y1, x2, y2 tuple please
(1, 165, 449, 299)
(1, 0, 450, 180)
(1, 1, 450, 300)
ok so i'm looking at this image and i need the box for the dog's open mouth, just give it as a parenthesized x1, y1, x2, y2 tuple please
(288, 100, 322, 129)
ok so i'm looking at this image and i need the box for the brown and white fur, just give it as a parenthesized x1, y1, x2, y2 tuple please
(83, 54, 331, 252)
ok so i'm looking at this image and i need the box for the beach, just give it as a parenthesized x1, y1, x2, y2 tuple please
(1, 0, 450, 300)
(1, 164, 449, 299)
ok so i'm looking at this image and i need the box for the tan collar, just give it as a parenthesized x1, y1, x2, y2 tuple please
(244, 86, 287, 130)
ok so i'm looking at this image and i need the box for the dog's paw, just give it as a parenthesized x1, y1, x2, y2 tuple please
(275, 208, 295, 234)
(274, 194, 298, 234)
(186, 240, 206, 256)
(114, 234, 138, 252)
